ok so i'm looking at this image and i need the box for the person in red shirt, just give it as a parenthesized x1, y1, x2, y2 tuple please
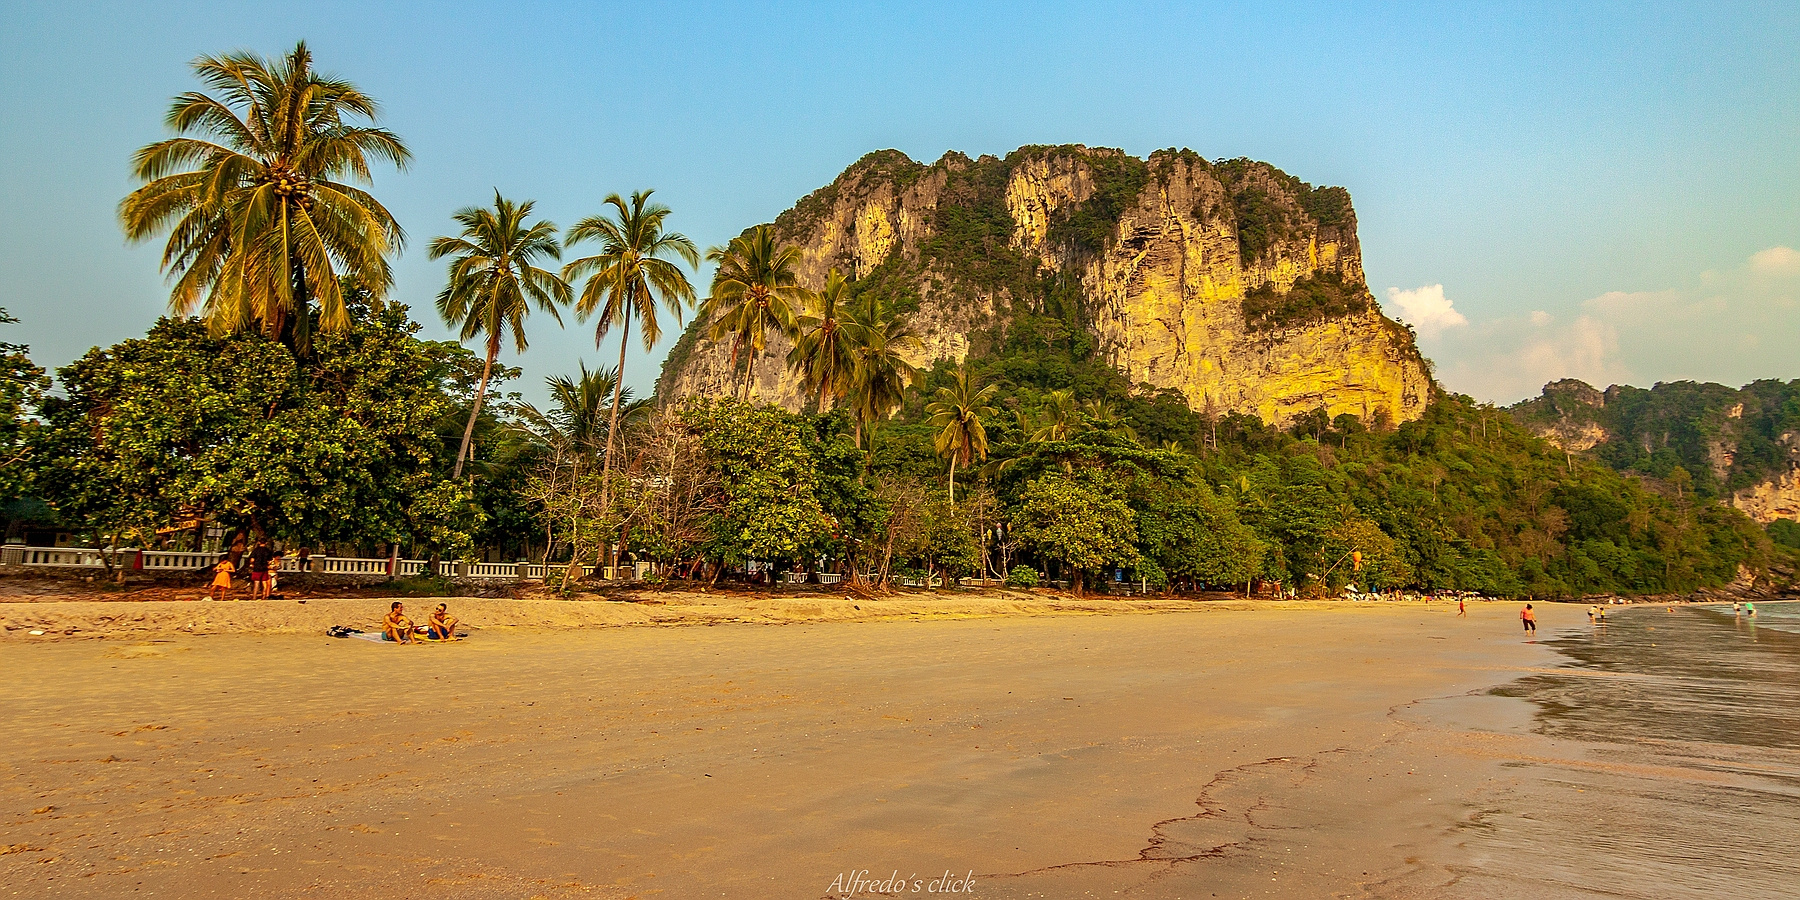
(1521, 603, 1537, 635)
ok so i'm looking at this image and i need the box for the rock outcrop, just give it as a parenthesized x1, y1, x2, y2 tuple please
(1511, 377, 1800, 524)
(657, 145, 1432, 426)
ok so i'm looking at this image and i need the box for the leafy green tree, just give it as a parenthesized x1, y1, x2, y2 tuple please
(1010, 470, 1141, 594)
(1321, 517, 1411, 591)
(787, 268, 860, 409)
(701, 225, 806, 398)
(35, 310, 481, 556)
(900, 493, 981, 588)
(563, 189, 698, 516)
(678, 399, 833, 566)
(119, 42, 410, 351)
(1133, 478, 1264, 589)
(927, 366, 998, 503)
(430, 192, 570, 478)
(0, 309, 49, 506)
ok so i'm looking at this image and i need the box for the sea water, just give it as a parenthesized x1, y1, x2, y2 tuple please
(1480, 601, 1800, 899)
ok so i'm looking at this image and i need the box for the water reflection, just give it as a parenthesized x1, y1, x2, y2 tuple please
(1493, 602, 1800, 750)
(1463, 602, 1800, 900)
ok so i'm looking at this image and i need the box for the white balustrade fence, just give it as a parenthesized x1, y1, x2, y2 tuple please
(1, 545, 615, 583)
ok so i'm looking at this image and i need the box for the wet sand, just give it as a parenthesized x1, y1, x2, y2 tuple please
(2, 601, 1783, 898)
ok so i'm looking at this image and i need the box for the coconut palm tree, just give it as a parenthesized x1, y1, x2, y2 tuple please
(846, 294, 921, 449)
(927, 367, 999, 504)
(120, 42, 410, 350)
(512, 364, 649, 591)
(786, 268, 860, 409)
(429, 192, 570, 479)
(1030, 389, 1079, 442)
(562, 190, 697, 521)
(700, 225, 806, 399)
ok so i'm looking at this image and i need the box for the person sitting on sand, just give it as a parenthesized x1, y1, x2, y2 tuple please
(1521, 603, 1537, 635)
(428, 603, 459, 640)
(383, 601, 415, 644)
(209, 556, 235, 601)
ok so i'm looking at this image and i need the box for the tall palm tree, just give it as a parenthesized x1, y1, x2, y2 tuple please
(846, 294, 921, 449)
(786, 268, 860, 409)
(927, 367, 999, 504)
(120, 42, 410, 350)
(514, 365, 635, 458)
(513, 364, 645, 591)
(1030, 389, 1079, 442)
(429, 192, 570, 479)
(700, 225, 806, 399)
(562, 190, 697, 515)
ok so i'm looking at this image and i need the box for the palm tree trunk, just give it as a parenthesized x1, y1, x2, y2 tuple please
(598, 307, 632, 573)
(948, 459, 957, 504)
(559, 456, 583, 593)
(453, 340, 498, 480)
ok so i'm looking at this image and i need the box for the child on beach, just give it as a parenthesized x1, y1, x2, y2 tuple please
(208, 557, 235, 601)
(1521, 603, 1537, 635)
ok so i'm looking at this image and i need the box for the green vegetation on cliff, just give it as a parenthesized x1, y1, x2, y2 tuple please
(855, 382, 1772, 596)
(1511, 378, 1800, 498)
(1241, 271, 1371, 331)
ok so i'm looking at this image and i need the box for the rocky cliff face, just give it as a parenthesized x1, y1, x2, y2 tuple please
(1512, 378, 1800, 524)
(657, 145, 1432, 426)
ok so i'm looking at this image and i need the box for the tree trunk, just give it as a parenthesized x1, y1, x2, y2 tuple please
(1072, 567, 1084, 596)
(597, 305, 633, 571)
(948, 459, 956, 505)
(453, 340, 498, 480)
(558, 459, 583, 593)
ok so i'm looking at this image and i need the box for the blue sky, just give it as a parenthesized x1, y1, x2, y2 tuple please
(2, 1, 1796, 404)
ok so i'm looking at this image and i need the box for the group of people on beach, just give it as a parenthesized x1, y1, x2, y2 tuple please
(208, 536, 283, 600)
(382, 601, 460, 643)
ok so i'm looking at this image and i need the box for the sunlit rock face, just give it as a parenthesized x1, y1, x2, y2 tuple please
(658, 145, 1431, 427)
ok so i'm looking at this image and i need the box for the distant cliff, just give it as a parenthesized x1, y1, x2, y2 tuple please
(1511, 378, 1800, 524)
(658, 145, 1432, 427)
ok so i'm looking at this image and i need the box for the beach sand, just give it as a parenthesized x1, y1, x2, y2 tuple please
(2, 600, 1786, 898)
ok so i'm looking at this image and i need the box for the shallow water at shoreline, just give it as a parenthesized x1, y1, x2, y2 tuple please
(1468, 602, 1800, 899)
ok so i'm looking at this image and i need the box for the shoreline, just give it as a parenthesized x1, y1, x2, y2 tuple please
(0, 588, 1579, 640)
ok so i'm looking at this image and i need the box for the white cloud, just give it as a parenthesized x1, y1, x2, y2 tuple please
(1750, 245, 1800, 275)
(1382, 284, 1468, 338)
(1419, 247, 1800, 404)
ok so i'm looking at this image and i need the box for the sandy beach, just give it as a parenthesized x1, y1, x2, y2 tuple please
(2, 600, 1793, 899)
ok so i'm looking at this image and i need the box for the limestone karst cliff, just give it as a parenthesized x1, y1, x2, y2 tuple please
(657, 145, 1432, 426)
(1512, 377, 1800, 524)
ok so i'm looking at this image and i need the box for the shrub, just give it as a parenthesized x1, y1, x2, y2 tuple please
(1005, 565, 1040, 588)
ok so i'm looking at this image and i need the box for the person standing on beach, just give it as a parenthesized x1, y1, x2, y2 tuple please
(1521, 603, 1537, 635)
(208, 556, 235, 601)
(1458, 596, 1467, 617)
(248, 538, 275, 600)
